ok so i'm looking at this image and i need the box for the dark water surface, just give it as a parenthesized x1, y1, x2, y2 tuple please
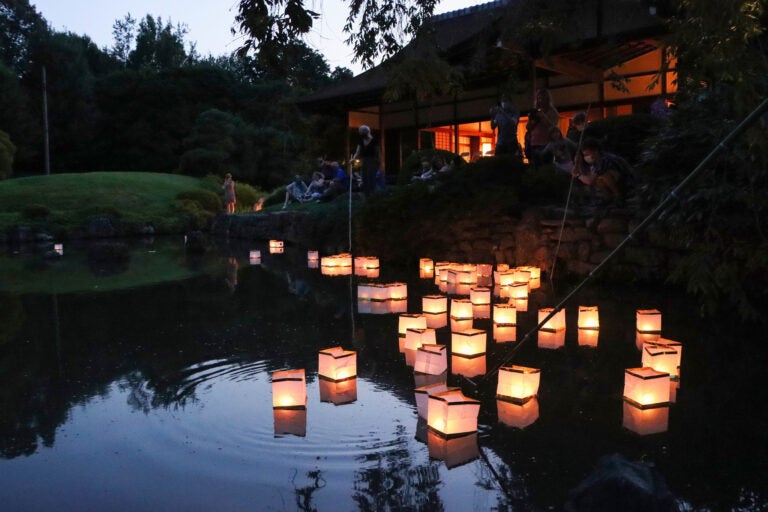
(0, 238, 766, 511)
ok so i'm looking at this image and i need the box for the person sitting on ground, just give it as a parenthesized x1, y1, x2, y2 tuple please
(572, 138, 634, 206)
(412, 158, 435, 181)
(304, 172, 327, 200)
(283, 175, 309, 209)
(542, 126, 578, 174)
(318, 162, 350, 202)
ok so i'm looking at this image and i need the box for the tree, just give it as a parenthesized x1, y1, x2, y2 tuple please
(0, 0, 48, 75)
(128, 15, 190, 70)
(111, 13, 136, 65)
(0, 129, 16, 179)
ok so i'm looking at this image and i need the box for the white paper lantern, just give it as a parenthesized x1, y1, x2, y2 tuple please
(578, 306, 600, 329)
(538, 307, 566, 332)
(414, 382, 457, 418)
(451, 328, 486, 356)
(493, 303, 517, 326)
(623, 367, 670, 408)
(318, 346, 357, 381)
(622, 401, 669, 435)
(399, 314, 427, 337)
(497, 365, 540, 403)
(387, 282, 408, 301)
(636, 309, 662, 333)
(420, 258, 434, 278)
(450, 298, 473, 320)
(271, 369, 306, 409)
(641, 343, 681, 379)
(423, 294, 447, 314)
(249, 250, 261, 265)
(427, 389, 481, 437)
(497, 398, 539, 429)
(450, 353, 486, 378)
(405, 328, 436, 351)
(414, 344, 448, 375)
(470, 287, 491, 305)
(307, 250, 319, 262)
(54, 243, 64, 255)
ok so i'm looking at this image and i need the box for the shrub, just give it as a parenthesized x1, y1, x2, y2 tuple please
(176, 189, 222, 213)
(587, 114, 662, 164)
(172, 199, 214, 230)
(234, 182, 261, 211)
(22, 204, 50, 219)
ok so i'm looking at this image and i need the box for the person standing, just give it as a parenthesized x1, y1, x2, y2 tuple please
(490, 101, 520, 156)
(352, 125, 380, 197)
(525, 88, 560, 168)
(222, 173, 236, 214)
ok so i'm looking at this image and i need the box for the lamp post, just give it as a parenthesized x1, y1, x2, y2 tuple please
(42, 64, 50, 175)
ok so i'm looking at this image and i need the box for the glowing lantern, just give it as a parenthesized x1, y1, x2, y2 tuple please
(496, 270, 515, 287)
(514, 268, 532, 284)
(364, 283, 388, 301)
(388, 299, 408, 314)
(269, 240, 284, 254)
(636, 330, 660, 350)
(622, 402, 669, 435)
(538, 329, 565, 349)
(510, 282, 529, 300)
(636, 309, 662, 333)
(357, 283, 375, 301)
(437, 265, 451, 284)
(656, 337, 683, 362)
(318, 346, 357, 381)
(414, 382, 457, 418)
(451, 353, 486, 378)
(354, 256, 379, 270)
(414, 344, 448, 375)
(641, 343, 681, 379)
(307, 250, 319, 263)
(399, 314, 427, 337)
(337, 253, 353, 267)
(273, 408, 307, 437)
(476, 263, 493, 278)
(497, 365, 540, 403)
(623, 367, 670, 408)
(450, 298, 473, 320)
(271, 369, 307, 409)
(249, 250, 261, 265)
(497, 398, 539, 429)
(513, 297, 529, 312)
(423, 295, 447, 314)
(451, 328, 486, 356)
(578, 306, 600, 330)
(493, 304, 517, 326)
(425, 312, 448, 329)
(419, 258, 434, 279)
(452, 282, 472, 296)
(450, 317, 473, 332)
(472, 304, 491, 319)
(578, 328, 600, 347)
(54, 243, 64, 255)
(405, 328, 436, 351)
(387, 282, 408, 301)
(538, 307, 566, 332)
(319, 377, 357, 405)
(496, 263, 510, 272)
(427, 430, 480, 468)
(528, 277, 541, 290)
(434, 261, 451, 284)
(669, 379, 679, 404)
(457, 269, 477, 285)
(493, 324, 517, 343)
(470, 287, 491, 305)
(308, 260, 319, 269)
(427, 389, 481, 437)
(446, 269, 459, 285)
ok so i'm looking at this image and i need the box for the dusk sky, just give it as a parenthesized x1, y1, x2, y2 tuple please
(31, 0, 479, 75)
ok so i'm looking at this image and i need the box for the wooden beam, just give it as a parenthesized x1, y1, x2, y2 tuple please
(534, 55, 603, 83)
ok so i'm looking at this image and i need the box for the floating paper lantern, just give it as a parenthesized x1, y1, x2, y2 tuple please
(399, 314, 427, 337)
(423, 295, 447, 314)
(434, 261, 451, 284)
(451, 328, 486, 356)
(414, 382, 458, 418)
(636, 330, 660, 350)
(470, 287, 491, 306)
(271, 369, 307, 409)
(641, 343, 681, 379)
(513, 268, 532, 284)
(528, 277, 541, 290)
(578, 306, 600, 330)
(452, 283, 472, 296)
(319, 377, 357, 405)
(54, 243, 64, 255)
(387, 282, 408, 301)
(354, 256, 379, 270)
(451, 353, 486, 378)
(496, 263, 510, 272)
(450, 298, 473, 320)
(636, 309, 662, 333)
(457, 269, 477, 285)
(388, 299, 408, 314)
(510, 282, 529, 300)
(622, 401, 669, 436)
(405, 328, 436, 351)
(497, 365, 540, 403)
(318, 346, 357, 381)
(538, 307, 566, 332)
(450, 317, 473, 332)
(513, 298, 529, 312)
(623, 367, 670, 408)
(273, 408, 307, 437)
(269, 240, 284, 254)
(420, 258, 434, 278)
(249, 250, 261, 265)
(493, 304, 517, 326)
(496, 270, 515, 287)
(414, 344, 448, 375)
(427, 389, 481, 437)
(427, 430, 479, 468)
(578, 328, 599, 347)
(538, 329, 565, 349)
(476, 263, 493, 278)
(497, 398, 539, 429)
(669, 379, 679, 404)
(656, 337, 683, 360)
(307, 250, 319, 262)
(493, 324, 517, 343)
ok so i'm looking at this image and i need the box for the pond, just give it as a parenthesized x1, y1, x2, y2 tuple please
(0, 238, 765, 511)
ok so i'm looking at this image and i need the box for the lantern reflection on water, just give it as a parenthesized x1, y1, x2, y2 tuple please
(538, 329, 565, 349)
(273, 408, 307, 437)
(450, 317, 473, 332)
(578, 328, 600, 347)
(427, 430, 480, 469)
(451, 328, 486, 356)
(271, 369, 307, 409)
(414, 344, 448, 375)
(451, 353, 486, 378)
(497, 365, 540, 403)
(425, 312, 448, 329)
(249, 250, 261, 265)
(414, 371, 447, 389)
(319, 377, 358, 405)
(622, 401, 669, 435)
(636, 330, 660, 350)
(623, 367, 670, 408)
(497, 398, 540, 429)
(427, 389, 481, 437)
(54, 243, 64, 255)
(318, 346, 357, 381)
(414, 382, 458, 418)
(493, 324, 517, 343)
(513, 297, 528, 312)
(636, 309, 662, 333)
(405, 328, 436, 351)
(472, 304, 491, 319)
(307, 250, 319, 263)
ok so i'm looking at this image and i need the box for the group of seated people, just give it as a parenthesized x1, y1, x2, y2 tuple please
(411, 155, 452, 181)
(283, 159, 361, 208)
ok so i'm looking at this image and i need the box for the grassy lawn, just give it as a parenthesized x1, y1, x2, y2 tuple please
(0, 172, 220, 234)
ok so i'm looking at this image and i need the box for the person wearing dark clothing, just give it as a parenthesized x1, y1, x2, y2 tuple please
(352, 125, 380, 197)
(491, 101, 520, 156)
(573, 138, 634, 205)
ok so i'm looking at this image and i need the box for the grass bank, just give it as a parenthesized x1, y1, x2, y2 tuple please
(0, 172, 259, 236)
